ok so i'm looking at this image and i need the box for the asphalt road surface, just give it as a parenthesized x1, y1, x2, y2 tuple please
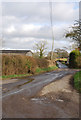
(2, 68, 79, 118)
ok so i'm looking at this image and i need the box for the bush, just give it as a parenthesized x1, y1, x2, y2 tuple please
(69, 50, 81, 68)
(26, 56, 37, 73)
(76, 56, 81, 68)
(36, 58, 49, 68)
(2, 55, 37, 76)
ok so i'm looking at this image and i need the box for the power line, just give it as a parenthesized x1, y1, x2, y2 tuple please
(49, 0, 54, 60)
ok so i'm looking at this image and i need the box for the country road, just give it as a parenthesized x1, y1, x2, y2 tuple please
(2, 69, 76, 98)
(2, 68, 79, 118)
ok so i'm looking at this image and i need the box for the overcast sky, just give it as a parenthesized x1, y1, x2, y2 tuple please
(2, 1, 79, 52)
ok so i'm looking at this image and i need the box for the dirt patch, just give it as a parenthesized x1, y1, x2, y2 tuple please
(39, 75, 74, 95)
(38, 75, 79, 117)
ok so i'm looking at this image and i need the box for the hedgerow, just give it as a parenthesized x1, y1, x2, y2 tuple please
(2, 55, 37, 75)
(69, 50, 81, 68)
(2, 55, 51, 76)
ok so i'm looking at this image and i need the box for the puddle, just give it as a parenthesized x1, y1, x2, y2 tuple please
(31, 98, 43, 104)
(31, 98, 45, 101)
(31, 97, 51, 104)
(17, 78, 34, 88)
(56, 61, 68, 68)
(2, 78, 34, 94)
(3, 88, 7, 91)
(56, 99, 64, 102)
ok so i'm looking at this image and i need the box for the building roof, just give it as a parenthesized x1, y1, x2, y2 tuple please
(0, 50, 33, 54)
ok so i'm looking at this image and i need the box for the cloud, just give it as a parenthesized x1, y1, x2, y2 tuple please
(2, 2, 79, 52)
(3, 23, 69, 40)
(2, 0, 81, 3)
(2, 2, 79, 23)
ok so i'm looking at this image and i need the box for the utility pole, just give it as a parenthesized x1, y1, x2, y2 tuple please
(49, 0, 54, 60)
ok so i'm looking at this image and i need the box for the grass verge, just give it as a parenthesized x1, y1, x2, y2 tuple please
(2, 74, 32, 79)
(2, 65, 58, 79)
(36, 65, 58, 73)
(74, 71, 81, 93)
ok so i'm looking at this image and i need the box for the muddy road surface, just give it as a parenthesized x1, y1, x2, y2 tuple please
(2, 69, 79, 118)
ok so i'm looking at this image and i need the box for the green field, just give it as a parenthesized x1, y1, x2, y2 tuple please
(56, 58, 67, 61)
(74, 71, 81, 93)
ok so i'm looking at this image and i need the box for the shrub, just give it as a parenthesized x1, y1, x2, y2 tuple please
(26, 56, 37, 73)
(2, 55, 37, 76)
(75, 56, 81, 68)
(69, 50, 81, 68)
(36, 58, 49, 68)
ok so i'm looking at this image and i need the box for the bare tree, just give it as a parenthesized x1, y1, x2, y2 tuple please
(55, 48, 69, 58)
(34, 41, 47, 58)
(47, 51, 58, 59)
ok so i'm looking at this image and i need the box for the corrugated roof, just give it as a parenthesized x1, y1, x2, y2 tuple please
(0, 50, 32, 54)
